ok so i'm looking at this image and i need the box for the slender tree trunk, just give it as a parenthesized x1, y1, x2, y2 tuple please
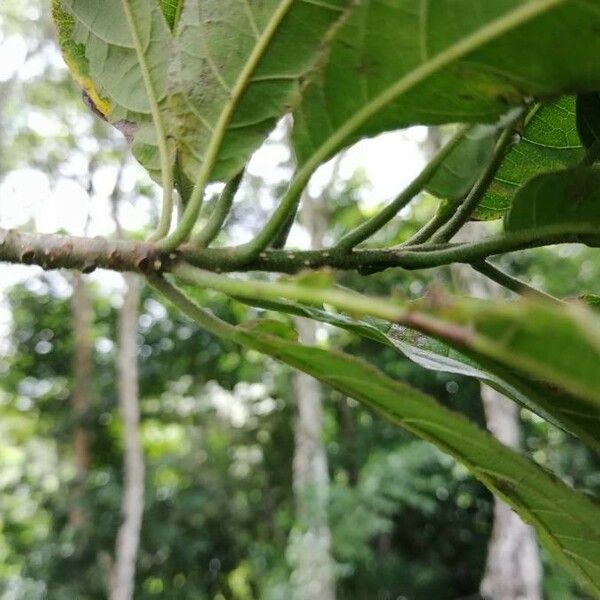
(479, 386, 543, 600)
(110, 274, 144, 600)
(289, 318, 336, 600)
(109, 171, 145, 600)
(288, 185, 336, 600)
(451, 222, 542, 600)
(70, 274, 93, 527)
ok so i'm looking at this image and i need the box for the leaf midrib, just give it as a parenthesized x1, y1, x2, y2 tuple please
(200, 0, 293, 165)
(120, 0, 173, 238)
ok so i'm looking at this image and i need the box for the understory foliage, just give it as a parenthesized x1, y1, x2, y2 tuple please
(2, 0, 600, 596)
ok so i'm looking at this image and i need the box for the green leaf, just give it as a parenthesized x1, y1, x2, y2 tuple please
(61, 0, 170, 117)
(581, 295, 600, 313)
(170, 0, 351, 184)
(159, 0, 183, 30)
(576, 93, 600, 150)
(238, 294, 600, 453)
(292, 2, 600, 179)
(235, 293, 392, 344)
(57, 0, 349, 186)
(389, 324, 600, 454)
(407, 296, 600, 449)
(241, 318, 298, 341)
(233, 320, 600, 596)
(52, 0, 111, 117)
(504, 167, 600, 242)
(426, 109, 524, 203)
(153, 278, 600, 595)
(426, 124, 500, 202)
(478, 97, 584, 220)
(175, 266, 600, 452)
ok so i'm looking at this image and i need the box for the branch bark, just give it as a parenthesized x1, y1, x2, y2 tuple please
(1, 225, 596, 276)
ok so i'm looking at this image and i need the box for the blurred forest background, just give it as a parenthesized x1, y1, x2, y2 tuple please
(1, 2, 599, 599)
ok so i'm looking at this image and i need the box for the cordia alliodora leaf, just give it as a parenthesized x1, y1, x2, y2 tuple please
(478, 98, 584, 220)
(169, 0, 351, 184)
(425, 124, 500, 202)
(505, 167, 600, 242)
(52, 0, 112, 117)
(423, 107, 524, 205)
(159, 0, 184, 31)
(175, 266, 600, 455)
(61, 0, 170, 118)
(237, 293, 600, 453)
(231, 320, 600, 596)
(582, 295, 600, 313)
(56, 0, 351, 187)
(409, 295, 600, 448)
(54, 0, 182, 119)
(292, 1, 600, 178)
(389, 323, 600, 454)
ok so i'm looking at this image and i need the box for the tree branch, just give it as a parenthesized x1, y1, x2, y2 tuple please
(0, 228, 172, 273)
(1, 224, 598, 276)
(401, 197, 464, 246)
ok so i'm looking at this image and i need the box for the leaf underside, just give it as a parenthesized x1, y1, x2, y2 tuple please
(62, 0, 170, 118)
(57, 0, 350, 184)
(292, 1, 600, 174)
(239, 293, 600, 454)
(169, 0, 350, 183)
(426, 123, 500, 202)
(50, 2, 600, 594)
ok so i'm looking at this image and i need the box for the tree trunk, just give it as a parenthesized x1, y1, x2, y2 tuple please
(288, 185, 336, 600)
(70, 274, 93, 527)
(480, 386, 543, 600)
(289, 317, 336, 600)
(451, 222, 543, 600)
(110, 274, 145, 600)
